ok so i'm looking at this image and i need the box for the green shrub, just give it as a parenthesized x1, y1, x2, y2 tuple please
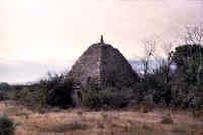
(3, 72, 74, 110)
(46, 79, 73, 108)
(0, 115, 15, 135)
(35, 73, 73, 108)
(83, 87, 129, 109)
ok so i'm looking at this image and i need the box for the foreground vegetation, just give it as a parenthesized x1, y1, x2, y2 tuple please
(0, 101, 202, 135)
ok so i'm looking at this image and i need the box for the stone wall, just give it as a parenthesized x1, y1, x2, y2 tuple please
(69, 42, 138, 90)
(100, 44, 138, 88)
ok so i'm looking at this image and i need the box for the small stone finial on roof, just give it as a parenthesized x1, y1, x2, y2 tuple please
(100, 35, 104, 44)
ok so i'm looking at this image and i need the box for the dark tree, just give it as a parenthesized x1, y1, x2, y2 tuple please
(171, 44, 203, 85)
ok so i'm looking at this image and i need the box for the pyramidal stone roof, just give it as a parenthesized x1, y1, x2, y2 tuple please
(69, 36, 138, 90)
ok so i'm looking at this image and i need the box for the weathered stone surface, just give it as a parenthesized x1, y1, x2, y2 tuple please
(68, 39, 138, 91)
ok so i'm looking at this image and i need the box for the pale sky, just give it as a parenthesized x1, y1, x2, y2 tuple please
(0, 0, 202, 83)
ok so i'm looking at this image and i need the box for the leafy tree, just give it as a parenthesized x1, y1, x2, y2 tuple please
(0, 83, 10, 91)
(171, 44, 203, 85)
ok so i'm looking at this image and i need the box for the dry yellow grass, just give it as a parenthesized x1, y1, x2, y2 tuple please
(0, 101, 202, 135)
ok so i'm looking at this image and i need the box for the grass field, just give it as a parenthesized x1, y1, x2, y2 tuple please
(0, 101, 202, 135)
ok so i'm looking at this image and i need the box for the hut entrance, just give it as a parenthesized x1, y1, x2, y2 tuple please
(72, 81, 83, 106)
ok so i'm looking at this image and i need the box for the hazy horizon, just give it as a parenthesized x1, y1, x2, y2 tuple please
(0, 0, 203, 83)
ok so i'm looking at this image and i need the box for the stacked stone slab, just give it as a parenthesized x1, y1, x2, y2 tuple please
(68, 36, 138, 105)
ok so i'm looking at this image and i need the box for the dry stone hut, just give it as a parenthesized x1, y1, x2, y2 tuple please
(68, 36, 138, 105)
